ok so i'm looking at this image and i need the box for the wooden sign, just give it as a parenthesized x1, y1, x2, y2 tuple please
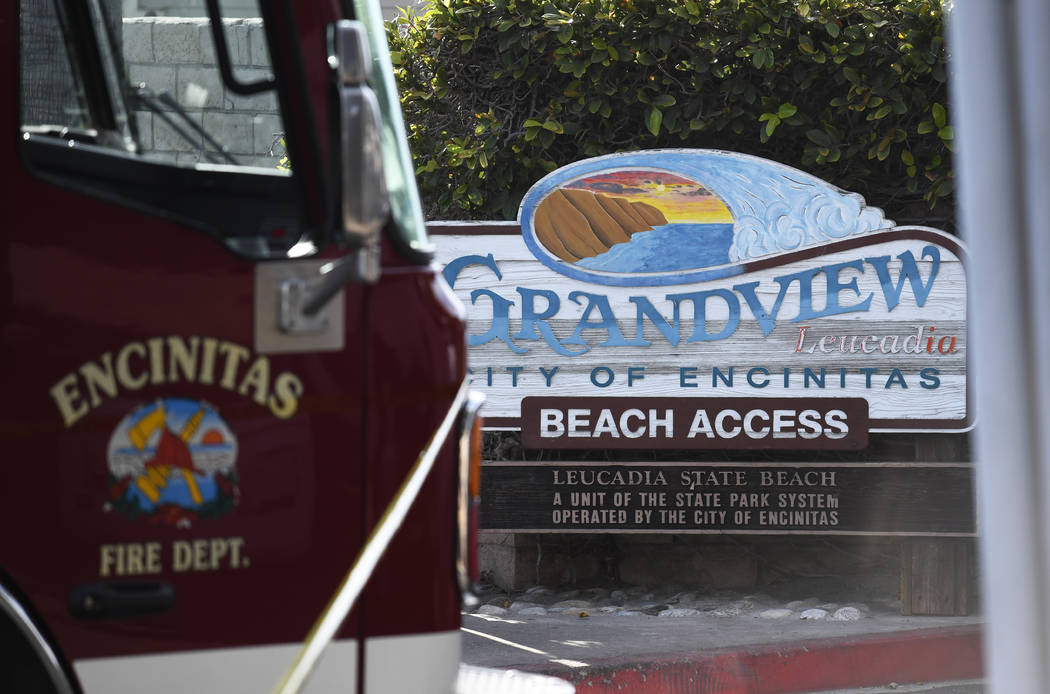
(481, 462, 975, 536)
(432, 150, 970, 446)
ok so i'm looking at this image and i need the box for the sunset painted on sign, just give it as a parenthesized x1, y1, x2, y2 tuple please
(531, 166, 738, 278)
(563, 170, 733, 223)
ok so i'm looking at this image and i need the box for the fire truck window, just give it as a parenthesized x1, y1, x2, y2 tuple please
(352, 0, 432, 257)
(19, 0, 290, 173)
(20, 1, 83, 132)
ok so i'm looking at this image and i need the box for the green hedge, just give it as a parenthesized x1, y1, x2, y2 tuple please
(389, 0, 952, 225)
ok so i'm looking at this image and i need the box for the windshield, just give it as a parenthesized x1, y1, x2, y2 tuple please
(352, 0, 432, 256)
(20, 0, 289, 172)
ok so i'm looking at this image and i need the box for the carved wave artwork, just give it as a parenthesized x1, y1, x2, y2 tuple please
(533, 189, 668, 262)
(520, 152, 894, 286)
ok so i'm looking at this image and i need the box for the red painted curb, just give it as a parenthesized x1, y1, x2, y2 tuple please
(528, 625, 983, 693)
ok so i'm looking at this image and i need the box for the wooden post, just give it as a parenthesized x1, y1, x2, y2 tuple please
(901, 538, 973, 615)
(901, 435, 975, 615)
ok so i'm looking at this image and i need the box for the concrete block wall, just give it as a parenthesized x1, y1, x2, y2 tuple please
(123, 17, 284, 169)
(124, 0, 425, 21)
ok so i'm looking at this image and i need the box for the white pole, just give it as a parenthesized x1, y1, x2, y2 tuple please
(949, 1, 1050, 692)
(1013, 0, 1050, 607)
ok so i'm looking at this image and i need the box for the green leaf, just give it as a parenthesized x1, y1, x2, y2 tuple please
(901, 150, 915, 166)
(647, 106, 663, 136)
(765, 114, 781, 136)
(932, 103, 947, 128)
(938, 125, 953, 140)
(876, 136, 892, 160)
(657, 32, 672, 54)
(825, 21, 840, 38)
(873, 105, 892, 119)
(652, 94, 677, 108)
(542, 119, 564, 134)
(479, 151, 488, 168)
(806, 129, 833, 147)
(917, 120, 935, 134)
(523, 119, 543, 128)
(777, 103, 798, 118)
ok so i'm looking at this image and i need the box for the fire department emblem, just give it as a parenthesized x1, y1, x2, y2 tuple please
(106, 398, 239, 526)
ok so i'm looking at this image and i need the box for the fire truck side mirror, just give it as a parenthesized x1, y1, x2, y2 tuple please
(330, 20, 390, 246)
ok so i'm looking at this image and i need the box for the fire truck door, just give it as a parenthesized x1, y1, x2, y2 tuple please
(6, 0, 366, 691)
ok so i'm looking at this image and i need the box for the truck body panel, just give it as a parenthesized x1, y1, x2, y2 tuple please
(3, 1, 471, 691)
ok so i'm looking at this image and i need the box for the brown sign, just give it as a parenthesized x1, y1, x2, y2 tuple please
(521, 397, 868, 450)
(481, 463, 974, 535)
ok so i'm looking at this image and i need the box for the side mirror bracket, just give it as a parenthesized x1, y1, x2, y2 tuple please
(274, 20, 388, 329)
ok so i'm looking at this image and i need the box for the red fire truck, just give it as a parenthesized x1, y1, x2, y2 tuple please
(4, 0, 492, 692)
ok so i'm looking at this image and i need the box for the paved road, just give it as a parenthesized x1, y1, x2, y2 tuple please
(461, 607, 980, 672)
